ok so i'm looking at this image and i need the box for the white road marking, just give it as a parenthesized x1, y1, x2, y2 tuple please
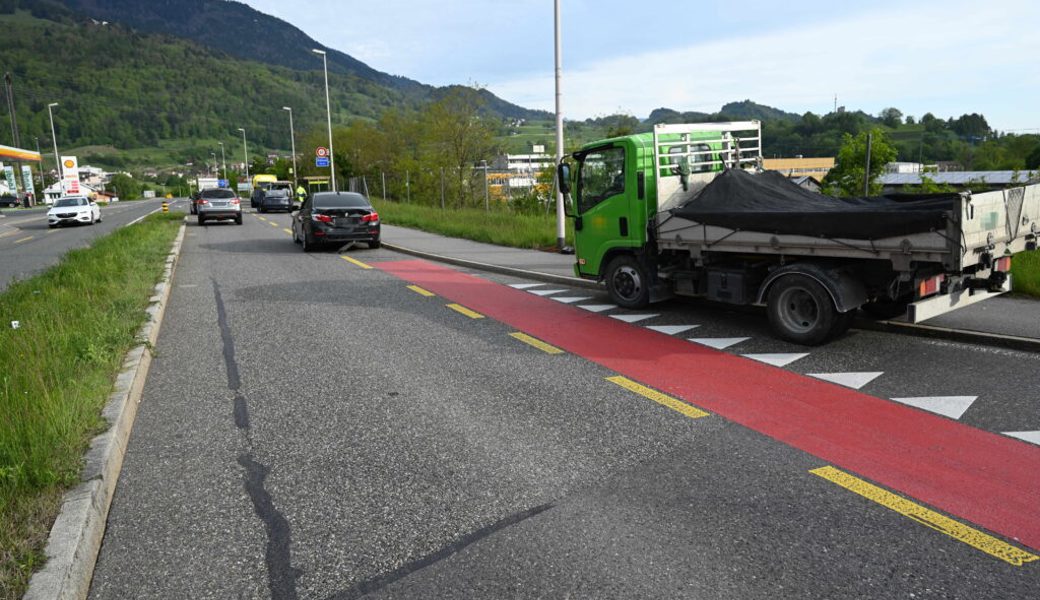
(551, 296, 593, 304)
(645, 325, 699, 335)
(610, 313, 659, 324)
(742, 353, 810, 367)
(577, 304, 617, 313)
(688, 337, 749, 350)
(527, 289, 566, 296)
(1004, 431, 1040, 445)
(808, 372, 884, 389)
(889, 396, 978, 420)
(509, 283, 544, 289)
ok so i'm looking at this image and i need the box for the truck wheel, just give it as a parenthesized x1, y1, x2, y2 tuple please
(605, 255, 650, 309)
(766, 274, 838, 346)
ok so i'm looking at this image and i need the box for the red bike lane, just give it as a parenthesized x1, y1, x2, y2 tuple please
(378, 258, 1040, 554)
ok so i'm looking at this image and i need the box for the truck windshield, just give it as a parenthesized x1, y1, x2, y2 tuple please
(578, 147, 625, 214)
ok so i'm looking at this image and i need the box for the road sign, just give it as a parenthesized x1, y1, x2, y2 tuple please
(315, 147, 329, 158)
(218, 179, 228, 188)
(316, 157, 330, 168)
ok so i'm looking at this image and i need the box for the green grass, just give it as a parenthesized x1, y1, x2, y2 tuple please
(0, 212, 183, 599)
(372, 199, 572, 250)
(1012, 250, 1040, 297)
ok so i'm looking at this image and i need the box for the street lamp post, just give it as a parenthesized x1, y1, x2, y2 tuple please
(237, 127, 250, 191)
(282, 106, 298, 190)
(312, 49, 337, 192)
(47, 102, 61, 194)
(554, 0, 567, 252)
(210, 152, 218, 176)
(218, 142, 227, 182)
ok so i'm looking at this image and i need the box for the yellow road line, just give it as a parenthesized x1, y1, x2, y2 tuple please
(447, 303, 484, 319)
(0, 230, 16, 238)
(269, 222, 279, 227)
(607, 375, 709, 419)
(14, 236, 33, 244)
(283, 228, 292, 235)
(407, 285, 436, 297)
(509, 332, 563, 354)
(341, 255, 373, 269)
(810, 466, 1039, 566)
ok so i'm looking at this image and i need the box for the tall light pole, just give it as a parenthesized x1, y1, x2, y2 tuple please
(312, 48, 337, 192)
(47, 102, 61, 194)
(282, 106, 298, 190)
(237, 127, 250, 190)
(210, 152, 218, 176)
(218, 141, 227, 182)
(553, 0, 567, 251)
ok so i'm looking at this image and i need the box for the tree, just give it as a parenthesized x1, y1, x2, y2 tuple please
(822, 128, 897, 197)
(1026, 144, 1040, 170)
(420, 87, 498, 207)
(108, 173, 141, 200)
(879, 107, 903, 128)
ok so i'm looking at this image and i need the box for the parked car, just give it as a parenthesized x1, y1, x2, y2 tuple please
(197, 188, 242, 225)
(291, 191, 380, 252)
(258, 188, 293, 213)
(0, 194, 20, 208)
(47, 196, 101, 228)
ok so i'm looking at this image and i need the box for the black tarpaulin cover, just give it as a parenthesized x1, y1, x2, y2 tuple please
(669, 169, 958, 239)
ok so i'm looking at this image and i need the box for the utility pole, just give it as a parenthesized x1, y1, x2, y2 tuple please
(282, 106, 298, 190)
(864, 132, 873, 197)
(482, 160, 489, 211)
(553, 0, 567, 251)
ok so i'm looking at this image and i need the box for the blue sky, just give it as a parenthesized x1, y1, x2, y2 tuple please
(242, 0, 1039, 132)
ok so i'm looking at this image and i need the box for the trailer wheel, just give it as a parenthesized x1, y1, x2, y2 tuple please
(605, 255, 650, 309)
(766, 274, 839, 346)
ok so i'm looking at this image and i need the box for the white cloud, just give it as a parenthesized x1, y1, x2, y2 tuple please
(488, 1, 1040, 130)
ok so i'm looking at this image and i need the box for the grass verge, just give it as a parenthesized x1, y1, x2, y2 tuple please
(371, 199, 572, 250)
(0, 212, 183, 599)
(1012, 250, 1040, 297)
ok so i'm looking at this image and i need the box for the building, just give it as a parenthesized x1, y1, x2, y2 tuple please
(878, 170, 1039, 193)
(763, 157, 835, 182)
(491, 151, 555, 190)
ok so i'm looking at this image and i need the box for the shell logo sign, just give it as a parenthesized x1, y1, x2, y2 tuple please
(61, 156, 81, 195)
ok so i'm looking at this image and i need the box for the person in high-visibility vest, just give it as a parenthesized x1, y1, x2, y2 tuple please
(295, 185, 307, 205)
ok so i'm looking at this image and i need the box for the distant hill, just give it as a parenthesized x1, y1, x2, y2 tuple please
(646, 101, 800, 125)
(56, 0, 546, 120)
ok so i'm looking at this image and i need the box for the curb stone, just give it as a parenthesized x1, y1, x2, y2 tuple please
(23, 220, 188, 600)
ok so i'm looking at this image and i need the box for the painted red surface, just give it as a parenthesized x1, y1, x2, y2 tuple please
(378, 259, 1040, 552)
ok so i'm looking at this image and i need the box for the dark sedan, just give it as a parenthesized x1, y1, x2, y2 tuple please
(258, 188, 293, 213)
(291, 191, 380, 252)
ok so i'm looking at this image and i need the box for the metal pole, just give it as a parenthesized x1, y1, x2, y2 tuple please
(440, 167, 445, 209)
(406, 170, 410, 203)
(219, 142, 227, 182)
(381, 171, 386, 201)
(313, 49, 337, 192)
(47, 102, 61, 194)
(238, 127, 250, 188)
(553, 0, 566, 250)
(483, 161, 489, 211)
(34, 136, 44, 199)
(283, 106, 298, 189)
(211, 152, 217, 176)
(864, 132, 873, 196)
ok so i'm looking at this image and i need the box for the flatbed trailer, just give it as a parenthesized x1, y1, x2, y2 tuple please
(559, 122, 1040, 344)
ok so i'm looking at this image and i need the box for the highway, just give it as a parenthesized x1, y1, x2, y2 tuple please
(0, 198, 177, 292)
(88, 208, 1040, 599)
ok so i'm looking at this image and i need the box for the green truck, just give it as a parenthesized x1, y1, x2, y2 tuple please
(557, 121, 1040, 345)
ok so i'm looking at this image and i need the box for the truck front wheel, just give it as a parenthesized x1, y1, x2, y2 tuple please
(766, 274, 839, 346)
(606, 255, 650, 309)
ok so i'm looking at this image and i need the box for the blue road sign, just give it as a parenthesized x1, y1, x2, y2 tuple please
(218, 179, 228, 188)
(316, 157, 330, 168)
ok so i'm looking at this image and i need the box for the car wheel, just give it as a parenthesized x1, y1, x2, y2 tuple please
(235, 215, 243, 225)
(369, 239, 381, 249)
(97, 213, 102, 223)
(198, 215, 206, 226)
(302, 232, 315, 252)
(766, 274, 839, 346)
(605, 255, 650, 309)
(48, 224, 56, 229)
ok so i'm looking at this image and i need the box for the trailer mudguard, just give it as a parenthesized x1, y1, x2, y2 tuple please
(757, 263, 868, 314)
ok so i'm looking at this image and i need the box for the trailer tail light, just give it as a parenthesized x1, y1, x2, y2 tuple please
(918, 274, 944, 298)
(361, 212, 379, 223)
(994, 256, 1011, 272)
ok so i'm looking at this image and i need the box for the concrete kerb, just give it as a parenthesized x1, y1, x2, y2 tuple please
(23, 220, 188, 600)
(380, 241, 602, 291)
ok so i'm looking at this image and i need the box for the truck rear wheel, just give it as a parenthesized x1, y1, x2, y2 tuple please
(766, 274, 839, 346)
(605, 255, 650, 309)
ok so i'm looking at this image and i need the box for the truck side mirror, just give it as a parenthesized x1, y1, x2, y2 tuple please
(557, 163, 571, 195)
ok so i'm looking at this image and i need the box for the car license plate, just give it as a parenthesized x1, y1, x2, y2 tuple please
(334, 217, 355, 227)
(211, 201, 227, 207)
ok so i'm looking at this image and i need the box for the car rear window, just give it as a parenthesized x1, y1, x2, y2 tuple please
(55, 197, 86, 207)
(201, 189, 235, 199)
(313, 193, 370, 209)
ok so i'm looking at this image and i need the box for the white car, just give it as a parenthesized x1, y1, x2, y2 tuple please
(48, 196, 102, 228)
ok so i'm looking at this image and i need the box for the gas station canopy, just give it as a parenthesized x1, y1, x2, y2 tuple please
(0, 144, 42, 162)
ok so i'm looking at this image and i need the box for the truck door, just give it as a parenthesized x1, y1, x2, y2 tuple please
(574, 145, 629, 278)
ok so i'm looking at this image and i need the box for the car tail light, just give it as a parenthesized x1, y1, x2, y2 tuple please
(918, 274, 944, 298)
(230, 198, 240, 205)
(198, 199, 209, 205)
(994, 256, 1011, 272)
(361, 212, 379, 223)
(312, 214, 333, 224)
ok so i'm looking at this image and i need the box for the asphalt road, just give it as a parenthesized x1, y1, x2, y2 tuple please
(0, 198, 177, 292)
(89, 208, 1040, 599)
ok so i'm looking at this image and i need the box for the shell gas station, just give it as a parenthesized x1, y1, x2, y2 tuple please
(0, 143, 43, 206)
